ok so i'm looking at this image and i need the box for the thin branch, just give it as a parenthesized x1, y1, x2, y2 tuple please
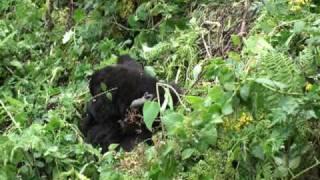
(291, 158, 320, 180)
(66, 0, 74, 30)
(201, 31, 212, 58)
(238, 0, 249, 37)
(91, 88, 118, 100)
(156, 82, 190, 111)
(45, 0, 54, 31)
(0, 99, 22, 133)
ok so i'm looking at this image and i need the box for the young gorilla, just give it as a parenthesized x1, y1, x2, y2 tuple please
(80, 55, 180, 152)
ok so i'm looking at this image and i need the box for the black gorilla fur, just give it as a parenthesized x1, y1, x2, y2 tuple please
(80, 55, 180, 152)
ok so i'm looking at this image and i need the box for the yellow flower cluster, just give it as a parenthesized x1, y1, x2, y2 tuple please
(234, 112, 253, 131)
(223, 112, 253, 131)
(305, 82, 313, 91)
(288, 0, 310, 11)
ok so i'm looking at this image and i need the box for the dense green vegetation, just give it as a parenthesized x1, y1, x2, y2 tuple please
(1, 0, 320, 179)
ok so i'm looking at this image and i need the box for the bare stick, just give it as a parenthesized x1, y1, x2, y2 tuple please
(156, 82, 189, 111)
(0, 100, 22, 133)
(291, 158, 320, 180)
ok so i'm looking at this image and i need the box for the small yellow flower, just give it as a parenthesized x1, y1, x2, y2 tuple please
(290, 5, 302, 11)
(289, 0, 310, 5)
(288, 0, 310, 11)
(223, 112, 253, 132)
(305, 83, 313, 91)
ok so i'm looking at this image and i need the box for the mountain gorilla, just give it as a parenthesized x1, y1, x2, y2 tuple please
(80, 55, 180, 152)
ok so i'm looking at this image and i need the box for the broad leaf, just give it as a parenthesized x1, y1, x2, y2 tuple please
(181, 148, 195, 160)
(143, 101, 160, 131)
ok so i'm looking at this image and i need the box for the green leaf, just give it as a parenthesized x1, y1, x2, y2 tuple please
(144, 66, 157, 77)
(44, 146, 58, 156)
(212, 114, 223, 124)
(100, 83, 108, 92)
(274, 156, 284, 166)
(185, 96, 204, 109)
(200, 123, 217, 146)
(73, 9, 85, 24)
(289, 156, 301, 169)
(128, 15, 139, 28)
(254, 78, 288, 89)
(10, 60, 23, 69)
(228, 51, 241, 61)
(161, 88, 174, 111)
(162, 112, 184, 135)
(143, 101, 160, 131)
(293, 21, 305, 33)
(208, 86, 225, 105)
(244, 36, 274, 54)
(251, 145, 264, 160)
(136, 3, 149, 21)
(162, 142, 174, 156)
(222, 102, 233, 115)
(240, 84, 250, 101)
(231, 34, 241, 46)
(305, 110, 317, 120)
(106, 92, 113, 101)
(0, 136, 9, 144)
(181, 148, 195, 160)
(279, 97, 299, 114)
(274, 166, 288, 177)
(108, 144, 119, 151)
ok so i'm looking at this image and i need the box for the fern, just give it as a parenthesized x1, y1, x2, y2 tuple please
(297, 48, 317, 77)
(251, 52, 305, 111)
(258, 52, 304, 91)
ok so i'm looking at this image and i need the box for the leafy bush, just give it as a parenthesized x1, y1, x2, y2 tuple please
(1, 0, 320, 179)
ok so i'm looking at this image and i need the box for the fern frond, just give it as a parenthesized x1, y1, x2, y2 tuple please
(297, 48, 317, 77)
(250, 52, 305, 112)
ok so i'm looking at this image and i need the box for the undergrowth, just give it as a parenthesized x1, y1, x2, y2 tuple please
(1, 0, 320, 179)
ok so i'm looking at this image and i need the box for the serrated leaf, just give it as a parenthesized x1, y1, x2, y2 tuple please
(143, 101, 160, 131)
(181, 148, 195, 160)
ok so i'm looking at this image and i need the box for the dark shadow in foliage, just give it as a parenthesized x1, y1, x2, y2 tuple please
(80, 55, 180, 152)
